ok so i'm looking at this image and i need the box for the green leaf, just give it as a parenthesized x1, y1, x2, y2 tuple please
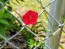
(0, 0, 7, 3)
(0, 19, 9, 26)
(0, 4, 2, 9)
(0, 13, 12, 19)
(27, 39, 37, 49)
(0, 26, 6, 39)
(44, 28, 50, 32)
(0, 9, 5, 16)
(63, 16, 65, 21)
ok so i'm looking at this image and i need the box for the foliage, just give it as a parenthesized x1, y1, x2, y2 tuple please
(44, 27, 50, 33)
(63, 15, 65, 21)
(27, 39, 45, 49)
(0, 0, 49, 49)
(0, 4, 2, 9)
(0, 0, 22, 39)
(21, 21, 46, 49)
(0, 0, 7, 3)
(27, 39, 37, 49)
(0, 0, 24, 3)
(21, 28, 34, 40)
(0, 8, 19, 39)
(21, 21, 45, 39)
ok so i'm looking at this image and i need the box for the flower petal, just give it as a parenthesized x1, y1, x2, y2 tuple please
(22, 10, 38, 25)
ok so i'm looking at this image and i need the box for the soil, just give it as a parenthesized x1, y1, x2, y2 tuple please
(0, 33, 65, 49)
(0, 34, 29, 49)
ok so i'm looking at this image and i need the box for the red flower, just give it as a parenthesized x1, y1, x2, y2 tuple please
(22, 10, 38, 25)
